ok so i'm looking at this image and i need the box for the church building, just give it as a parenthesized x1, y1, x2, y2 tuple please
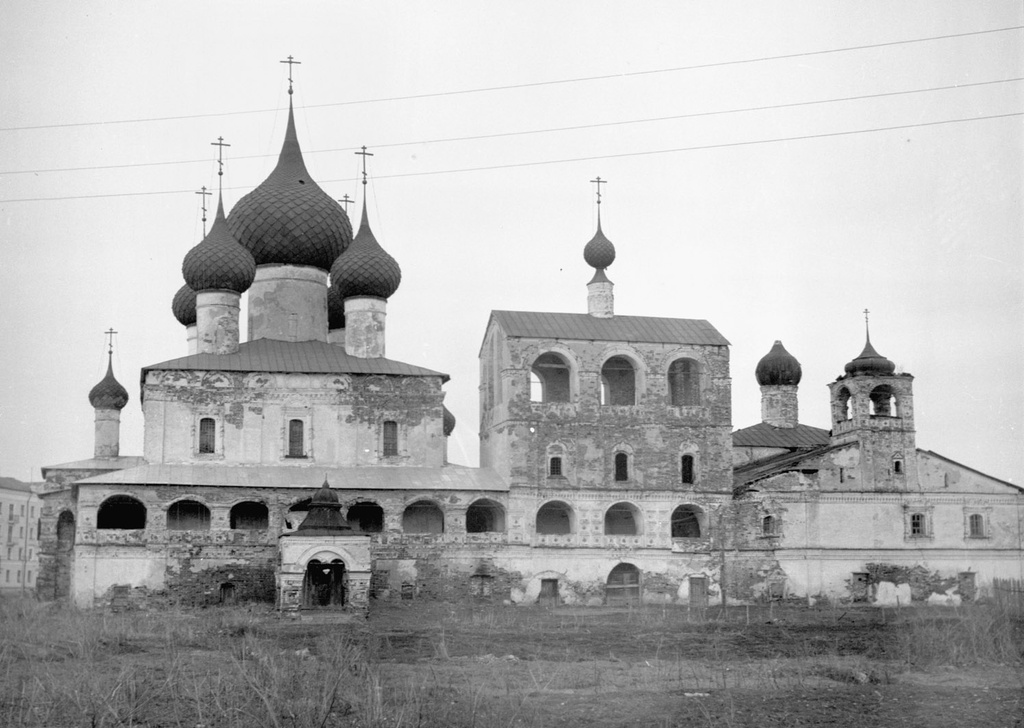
(35, 81, 1023, 611)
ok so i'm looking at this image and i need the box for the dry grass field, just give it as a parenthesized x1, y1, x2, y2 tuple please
(1, 597, 1021, 727)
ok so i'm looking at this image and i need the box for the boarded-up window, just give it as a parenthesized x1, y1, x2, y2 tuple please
(199, 418, 216, 454)
(681, 455, 695, 484)
(382, 421, 399, 457)
(167, 500, 211, 531)
(668, 359, 700, 406)
(288, 419, 305, 457)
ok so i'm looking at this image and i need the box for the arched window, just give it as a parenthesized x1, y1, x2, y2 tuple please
(835, 387, 852, 422)
(893, 457, 904, 475)
(531, 352, 571, 403)
(347, 502, 384, 533)
(668, 359, 700, 406)
(466, 499, 506, 533)
(382, 421, 399, 457)
(402, 501, 444, 534)
(869, 385, 899, 417)
(762, 515, 776, 536)
(56, 511, 76, 551)
(605, 502, 641, 535)
(549, 456, 563, 477)
(671, 505, 703, 538)
(288, 419, 305, 457)
(167, 500, 211, 531)
(230, 501, 268, 530)
(681, 455, 695, 484)
(968, 513, 985, 538)
(601, 356, 636, 406)
(614, 452, 629, 481)
(198, 417, 216, 454)
(97, 495, 146, 530)
(910, 512, 926, 537)
(536, 501, 573, 535)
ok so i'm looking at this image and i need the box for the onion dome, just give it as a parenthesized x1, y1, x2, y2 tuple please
(297, 478, 351, 532)
(226, 99, 352, 270)
(171, 284, 197, 326)
(845, 337, 896, 376)
(443, 406, 456, 436)
(89, 354, 129, 410)
(583, 220, 616, 270)
(755, 340, 802, 386)
(330, 200, 401, 300)
(182, 197, 256, 293)
(327, 285, 346, 330)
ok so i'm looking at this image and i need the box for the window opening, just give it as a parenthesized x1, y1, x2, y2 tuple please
(167, 500, 211, 531)
(220, 582, 236, 605)
(549, 456, 562, 477)
(536, 501, 573, 535)
(287, 419, 305, 457)
(466, 499, 505, 533)
(614, 452, 629, 481)
(97, 496, 146, 530)
(230, 502, 269, 530)
(836, 388, 852, 422)
(198, 417, 216, 454)
(893, 459, 903, 475)
(347, 502, 384, 533)
(605, 502, 640, 535)
(671, 505, 702, 538)
(303, 559, 347, 608)
(681, 455, 695, 484)
(968, 513, 984, 538)
(539, 578, 560, 606)
(762, 515, 776, 536)
(869, 385, 899, 417)
(56, 511, 75, 551)
(600, 356, 636, 406)
(668, 359, 700, 406)
(402, 501, 444, 534)
(531, 353, 571, 403)
(382, 420, 399, 457)
(910, 512, 925, 536)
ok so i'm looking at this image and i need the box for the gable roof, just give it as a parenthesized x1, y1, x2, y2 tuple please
(143, 339, 449, 382)
(485, 310, 729, 349)
(732, 422, 831, 449)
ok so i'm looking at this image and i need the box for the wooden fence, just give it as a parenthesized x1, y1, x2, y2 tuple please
(992, 578, 1024, 612)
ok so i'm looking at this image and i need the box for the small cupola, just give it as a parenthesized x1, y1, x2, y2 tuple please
(755, 340, 801, 428)
(171, 284, 197, 327)
(89, 335, 129, 459)
(756, 341, 802, 386)
(297, 479, 352, 533)
(89, 354, 129, 411)
(182, 197, 256, 294)
(844, 313, 895, 376)
(584, 177, 615, 318)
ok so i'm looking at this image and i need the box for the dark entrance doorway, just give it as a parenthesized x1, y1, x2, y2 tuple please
(539, 578, 560, 606)
(303, 559, 347, 607)
(606, 563, 641, 606)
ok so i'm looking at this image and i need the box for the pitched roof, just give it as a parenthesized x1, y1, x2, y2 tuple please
(486, 310, 729, 348)
(733, 444, 838, 489)
(74, 463, 507, 492)
(732, 422, 831, 449)
(143, 339, 448, 382)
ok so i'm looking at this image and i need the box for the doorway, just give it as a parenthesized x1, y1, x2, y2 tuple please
(303, 559, 347, 607)
(539, 578, 560, 606)
(689, 576, 708, 608)
(606, 564, 641, 606)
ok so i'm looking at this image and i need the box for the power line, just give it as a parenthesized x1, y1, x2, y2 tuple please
(2, 25, 1019, 133)
(2, 111, 1017, 204)
(3, 77, 1020, 176)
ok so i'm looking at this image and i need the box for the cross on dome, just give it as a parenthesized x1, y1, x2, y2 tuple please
(279, 55, 301, 95)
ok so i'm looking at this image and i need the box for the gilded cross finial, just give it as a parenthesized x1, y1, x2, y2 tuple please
(195, 186, 212, 235)
(338, 194, 353, 211)
(104, 328, 118, 356)
(210, 137, 230, 194)
(355, 146, 374, 187)
(280, 55, 301, 95)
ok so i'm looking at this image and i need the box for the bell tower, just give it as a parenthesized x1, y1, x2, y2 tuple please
(828, 313, 917, 491)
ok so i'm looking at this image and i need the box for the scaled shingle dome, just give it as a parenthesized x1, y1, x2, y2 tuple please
(327, 285, 346, 330)
(583, 220, 616, 270)
(182, 197, 257, 293)
(443, 406, 456, 436)
(845, 337, 896, 376)
(227, 100, 352, 270)
(89, 356, 129, 410)
(171, 284, 197, 326)
(755, 340, 802, 386)
(331, 201, 401, 300)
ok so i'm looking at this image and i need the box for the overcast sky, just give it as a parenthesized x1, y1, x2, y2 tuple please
(1, 2, 1021, 484)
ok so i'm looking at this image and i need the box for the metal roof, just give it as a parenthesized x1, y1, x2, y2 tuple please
(732, 422, 831, 449)
(74, 463, 507, 492)
(143, 339, 448, 382)
(487, 310, 729, 347)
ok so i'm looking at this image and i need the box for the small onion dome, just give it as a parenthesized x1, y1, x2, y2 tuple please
(171, 284, 197, 326)
(297, 478, 351, 532)
(182, 197, 256, 293)
(845, 337, 896, 376)
(755, 340, 802, 386)
(583, 220, 616, 270)
(89, 355, 129, 410)
(331, 200, 402, 300)
(227, 99, 352, 270)
(443, 406, 456, 437)
(327, 285, 346, 330)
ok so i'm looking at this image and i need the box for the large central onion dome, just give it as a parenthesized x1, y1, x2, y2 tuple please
(583, 220, 616, 270)
(755, 340, 802, 386)
(89, 355, 129, 410)
(171, 284, 197, 326)
(182, 197, 257, 292)
(845, 337, 896, 376)
(331, 200, 401, 300)
(227, 100, 352, 270)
